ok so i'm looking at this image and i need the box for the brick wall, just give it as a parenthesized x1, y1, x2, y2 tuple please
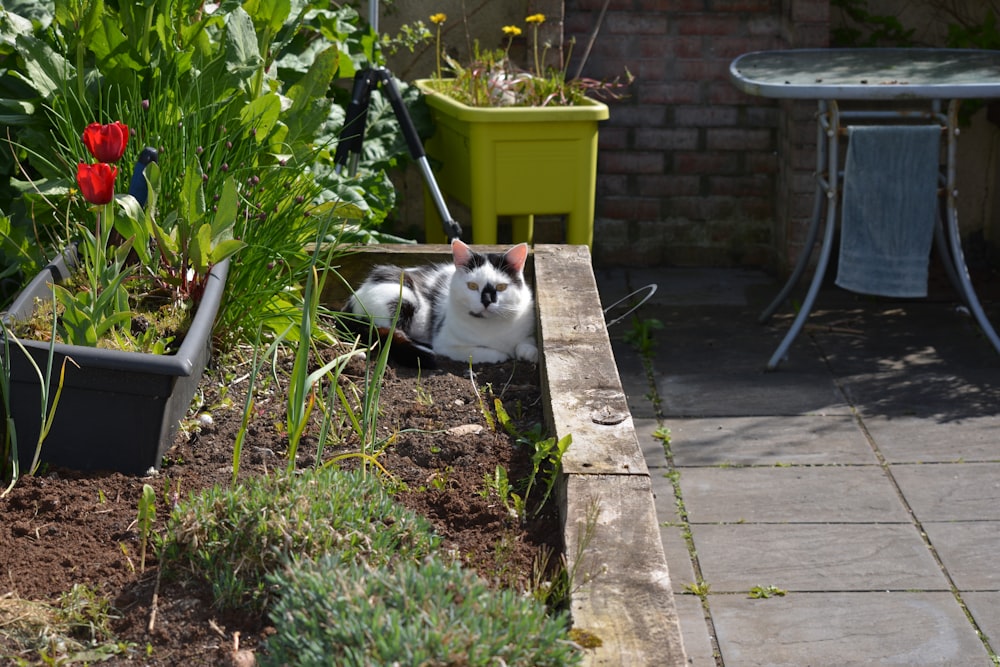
(564, 0, 830, 267)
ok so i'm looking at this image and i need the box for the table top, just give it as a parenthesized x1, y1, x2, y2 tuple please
(730, 49, 1000, 100)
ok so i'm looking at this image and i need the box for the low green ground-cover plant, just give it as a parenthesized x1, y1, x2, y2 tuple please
(264, 555, 582, 667)
(157, 465, 439, 613)
(0, 583, 129, 663)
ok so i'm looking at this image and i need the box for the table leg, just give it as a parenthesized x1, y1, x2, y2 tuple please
(943, 100, 1000, 354)
(759, 104, 827, 324)
(766, 101, 840, 370)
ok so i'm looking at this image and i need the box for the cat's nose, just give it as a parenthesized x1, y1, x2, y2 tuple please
(481, 286, 497, 309)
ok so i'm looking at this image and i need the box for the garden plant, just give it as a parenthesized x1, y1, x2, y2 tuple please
(0, 2, 583, 664)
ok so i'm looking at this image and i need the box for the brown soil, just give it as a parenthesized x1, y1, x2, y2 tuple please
(0, 348, 556, 665)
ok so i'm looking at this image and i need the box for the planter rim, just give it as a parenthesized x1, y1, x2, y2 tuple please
(1, 250, 230, 377)
(414, 79, 610, 122)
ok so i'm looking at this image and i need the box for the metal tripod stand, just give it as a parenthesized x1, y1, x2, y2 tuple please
(333, 66, 463, 242)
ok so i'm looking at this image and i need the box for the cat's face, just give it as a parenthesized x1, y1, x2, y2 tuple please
(450, 241, 530, 320)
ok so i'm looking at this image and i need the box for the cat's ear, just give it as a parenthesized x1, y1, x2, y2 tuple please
(504, 243, 529, 274)
(451, 238, 473, 267)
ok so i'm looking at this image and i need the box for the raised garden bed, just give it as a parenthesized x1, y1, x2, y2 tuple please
(325, 244, 687, 665)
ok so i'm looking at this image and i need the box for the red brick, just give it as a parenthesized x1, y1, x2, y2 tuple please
(706, 127, 774, 151)
(605, 13, 669, 35)
(597, 174, 630, 196)
(712, 36, 783, 59)
(675, 58, 730, 82)
(597, 126, 630, 151)
(667, 195, 740, 220)
(789, 0, 829, 23)
(645, 36, 702, 60)
(747, 15, 782, 37)
(600, 196, 662, 219)
(676, 14, 743, 36)
(600, 150, 665, 174)
(674, 105, 740, 127)
(568, 0, 635, 11)
(636, 174, 701, 197)
(707, 81, 759, 105)
(639, 81, 702, 105)
(638, 0, 707, 10)
(634, 127, 700, 150)
(709, 0, 775, 11)
(709, 174, 773, 196)
(785, 22, 829, 48)
(605, 103, 668, 128)
(675, 152, 741, 174)
(746, 151, 780, 173)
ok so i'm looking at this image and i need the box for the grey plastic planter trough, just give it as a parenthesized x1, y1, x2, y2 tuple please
(1, 248, 229, 475)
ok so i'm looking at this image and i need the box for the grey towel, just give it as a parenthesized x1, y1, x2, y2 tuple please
(835, 124, 941, 298)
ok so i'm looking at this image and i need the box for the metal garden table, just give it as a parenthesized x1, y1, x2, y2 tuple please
(729, 48, 1000, 370)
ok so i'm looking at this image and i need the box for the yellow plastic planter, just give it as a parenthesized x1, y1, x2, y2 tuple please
(415, 80, 609, 248)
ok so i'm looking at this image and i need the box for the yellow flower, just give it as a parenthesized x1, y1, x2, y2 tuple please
(525, 13, 545, 24)
(430, 13, 447, 25)
(502, 25, 522, 37)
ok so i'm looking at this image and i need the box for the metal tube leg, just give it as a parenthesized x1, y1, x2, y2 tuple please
(760, 101, 830, 324)
(943, 100, 1000, 354)
(932, 204, 966, 306)
(767, 193, 838, 370)
(767, 101, 840, 371)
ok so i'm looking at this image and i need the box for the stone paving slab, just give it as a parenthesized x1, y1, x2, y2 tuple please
(679, 466, 911, 524)
(693, 523, 948, 592)
(922, 522, 1000, 591)
(658, 372, 851, 418)
(891, 463, 1000, 521)
(593, 267, 776, 309)
(656, 416, 877, 466)
(607, 340, 658, 419)
(710, 592, 992, 666)
(646, 308, 825, 376)
(810, 302, 1000, 375)
(634, 418, 670, 467)
(963, 593, 1000, 651)
(863, 415, 1000, 463)
(598, 267, 1000, 665)
(659, 524, 697, 594)
(839, 369, 1000, 420)
(671, 593, 718, 667)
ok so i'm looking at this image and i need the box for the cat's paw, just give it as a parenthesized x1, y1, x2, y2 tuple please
(515, 341, 538, 363)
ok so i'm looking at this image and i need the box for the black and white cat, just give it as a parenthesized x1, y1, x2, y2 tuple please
(346, 239, 537, 365)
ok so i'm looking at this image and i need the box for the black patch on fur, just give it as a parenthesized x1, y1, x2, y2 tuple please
(458, 248, 524, 288)
(338, 314, 437, 369)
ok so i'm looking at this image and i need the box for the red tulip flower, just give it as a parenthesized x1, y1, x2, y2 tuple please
(81, 121, 129, 163)
(76, 162, 118, 205)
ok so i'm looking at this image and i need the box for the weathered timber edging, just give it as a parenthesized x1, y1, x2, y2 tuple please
(322, 244, 687, 665)
(533, 245, 686, 666)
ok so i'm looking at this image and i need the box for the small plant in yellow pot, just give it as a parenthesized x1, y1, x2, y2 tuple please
(415, 13, 628, 247)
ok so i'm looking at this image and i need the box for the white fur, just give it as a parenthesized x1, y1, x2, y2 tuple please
(349, 240, 536, 364)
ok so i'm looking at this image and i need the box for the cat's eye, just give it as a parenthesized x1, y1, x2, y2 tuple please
(467, 281, 479, 291)
(495, 283, 507, 292)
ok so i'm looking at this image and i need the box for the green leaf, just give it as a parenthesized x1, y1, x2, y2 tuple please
(284, 44, 339, 143)
(210, 176, 238, 239)
(224, 7, 263, 78)
(239, 93, 281, 142)
(12, 34, 73, 100)
(243, 0, 291, 35)
(181, 165, 207, 229)
(209, 238, 246, 265)
(189, 222, 213, 274)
